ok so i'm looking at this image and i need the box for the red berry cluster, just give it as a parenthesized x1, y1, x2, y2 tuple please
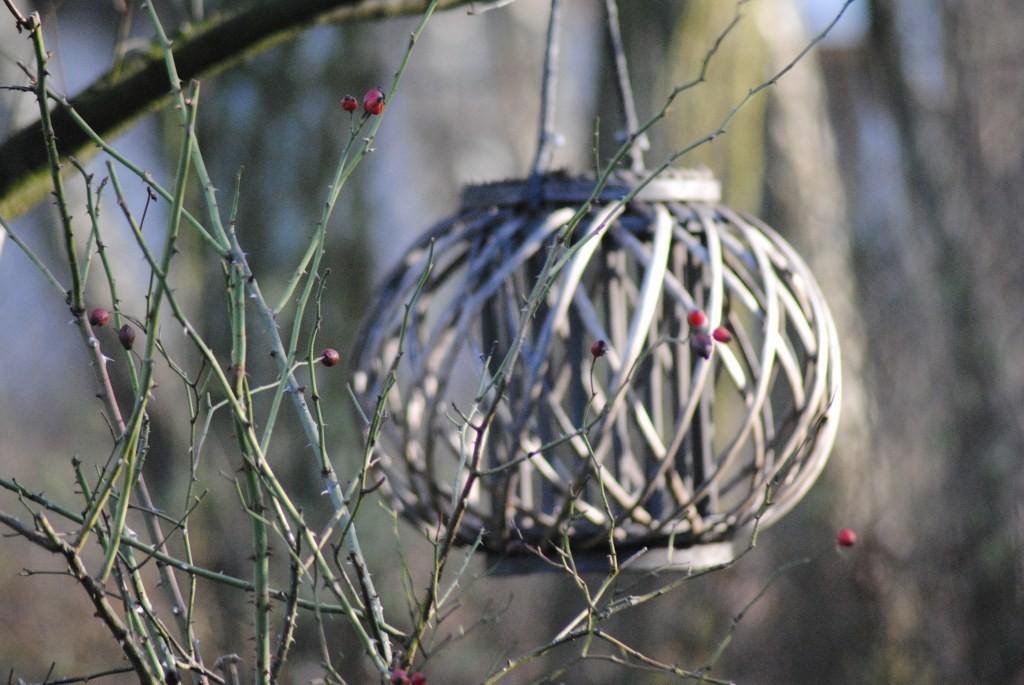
(686, 308, 731, 359)
(340, 87, 386, 117)
(89, 307, 138, 350)
(390, 670, 427, 685)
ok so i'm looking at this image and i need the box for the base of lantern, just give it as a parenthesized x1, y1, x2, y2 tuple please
(485, 540, 742, 576)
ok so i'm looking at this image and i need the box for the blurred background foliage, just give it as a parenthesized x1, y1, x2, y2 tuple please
(1, 0, 1023, 683)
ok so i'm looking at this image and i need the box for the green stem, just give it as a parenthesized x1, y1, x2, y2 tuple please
(95, 81, 198, 581)
(28, 13, 83, 315)
(0, 475, 366, 618)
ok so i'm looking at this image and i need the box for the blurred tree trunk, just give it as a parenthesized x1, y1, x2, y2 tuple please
(656, 0, 770, 210)
(846, 0, 1024, 681)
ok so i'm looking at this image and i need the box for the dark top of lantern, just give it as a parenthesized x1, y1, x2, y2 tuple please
(460, 168, 721, 209)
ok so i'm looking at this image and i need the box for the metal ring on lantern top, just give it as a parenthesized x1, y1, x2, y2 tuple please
(350, 168, 841, 573)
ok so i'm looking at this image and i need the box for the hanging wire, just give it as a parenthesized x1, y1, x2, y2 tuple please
(527, 0, 648, 191)
(526, 0, 562, 202)
(605, 0, 649, 173)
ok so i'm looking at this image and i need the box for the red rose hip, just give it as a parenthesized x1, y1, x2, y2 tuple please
(118, 324, 136, 350)
(363, 87, 385, 115)
(89, 308, 110, 327)
(686, 309, 706, 328)
(712, 326, 732, 343)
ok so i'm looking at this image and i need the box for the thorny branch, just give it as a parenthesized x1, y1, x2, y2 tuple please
(0, 1, 855, 683)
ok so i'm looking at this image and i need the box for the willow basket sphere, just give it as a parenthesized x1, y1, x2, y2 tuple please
(351, 169, 841, 572)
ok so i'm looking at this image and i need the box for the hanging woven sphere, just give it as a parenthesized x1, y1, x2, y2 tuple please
(351, 169, 840, 572)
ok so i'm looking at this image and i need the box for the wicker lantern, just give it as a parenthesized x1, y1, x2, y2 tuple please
(351, 168, 840, 572)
